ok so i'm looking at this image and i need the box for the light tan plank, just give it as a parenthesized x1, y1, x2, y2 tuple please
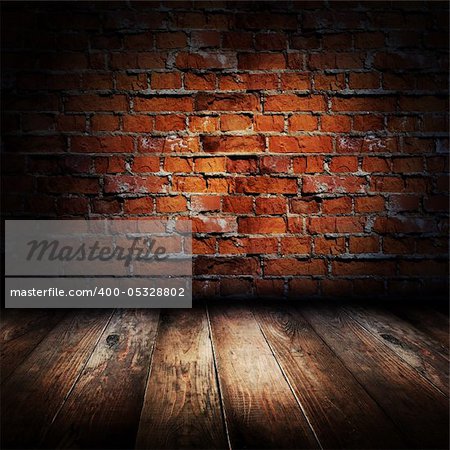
(255, 305, 406, 449)
(302, 304, 449, 449)
(136, 307, 228, 449)
(42, 309, 159, 449)
(0, 310, 113, 448)
(208, 304, 319, 450)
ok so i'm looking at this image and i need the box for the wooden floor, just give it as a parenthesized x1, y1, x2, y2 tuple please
(1, 302, 448, 449)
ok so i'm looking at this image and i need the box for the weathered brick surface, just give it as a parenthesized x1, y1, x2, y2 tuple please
(2, 1, 448, 299)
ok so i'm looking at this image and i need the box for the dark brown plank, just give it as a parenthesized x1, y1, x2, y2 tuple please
(345, 305, 449, 395)
(208, 304, 319, 450)
(254, 305, 406, 449)
(0, 310, 113, 449)
(302, 304, 449, 450)
(1, 310, 65, 383)
(41, 309, 159, 449)
(136, 307, 228, 450)
(390, 306, 449, 350)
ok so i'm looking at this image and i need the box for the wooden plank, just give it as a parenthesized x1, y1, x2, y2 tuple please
(208, 304, 319, 450)
(41, 309, 159, 449)
(136, 307, 228, 450)
(390, 306, 449, 350)
(254, 305, 406, 449)
(302, 304, 449, 450)
(0, 310, 112, 449)
(344, 305, 449, 395)
(1, 310, 66, 383)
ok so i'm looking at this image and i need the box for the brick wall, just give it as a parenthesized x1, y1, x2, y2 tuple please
(2, 1, 449, 299)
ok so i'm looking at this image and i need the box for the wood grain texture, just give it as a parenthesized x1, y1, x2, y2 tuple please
(390, 306, 449, 350)
(254, 305, 406, 449)
(0, 310, 112, 449)
(302, 304, 449, 450)
(136, 307, 228, 450)
(1, 310, 65, 382)
(41, 309, 159, 449)
(208, 304, 319, 450)
(344, 305, 449, 395)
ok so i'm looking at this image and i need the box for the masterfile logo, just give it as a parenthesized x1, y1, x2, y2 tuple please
(5, 219, 192, 308)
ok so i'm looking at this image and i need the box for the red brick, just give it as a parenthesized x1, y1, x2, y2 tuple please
(133, 156, 160, 173)
(191, 195, 221, 212)
(172, 176, 207, 192)
(314, 73, 345, 90)
(265, 95, 326, 112)
(151, 72, 182, 89)
(90, 115, 119, 131)
(72, 136, 134, 153)
(194, 256, 259, 276)
(254, 115, 285, 132)
(123, 115, 154, 132)
(104, 176, 168, 194)
(315, 237, 346, 255)
(260, 156, 290, 174)
(333, 96, 397, 112)
(92, 199, 121, 215)
(195, 157, 226, 173)
(293, 156, 324, 174)
(321, 115, 351, 132)
(307, 217, 366, 233)
(349, 236, 379, 254)
(255, 197, 287, 215)
(303, 175, 366, 194)
(37, 176, 99, 194)
(322, 197, 352, 214)
(191, 31, 221, 48)
(163, 157, 193, 173)
(309, 52, 365, 69)
(189, 115, 219, 132)
(289, 279, 319, 297)
(156, 196, 187, 212)
(184, 73, 216, 90)
(238, 53, 286, 70)
(94, 156, 126, 174)
(238, 217, 286, 234)
(192, 217, 237, 233)
(353, 115, 384, 132)
(176, 52, 236, 69)
(269, 136, 332, 153)
(219, 73, 278, 90)
(219, 237, 278, 255)
(288, 115, 318, 131)
(265, 258, 327, 276)
(154, 114, 186, 131)
(329, 156, 359, 173)
(233, 176, 297, 194)
(196, 93, 260, 111)
(66, 94, 128, 112)
(220, 114, 252, 131)
(280, 73, 310, 90)
(281, 237, 311, 254)
(124, 197, 153, 214)
(193, 237, 216, 255)
(354, 196, 385, 212)
(134, 96, 193, 112)
(202, 135, 265, 153)
(348, 72, 380, 89)
(290, 197, 320, 214)
(226, 157, 258, 173)
(222, 196, 253, 214)
(156, 32, 187, 49)
(332, 260, 396, 276)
